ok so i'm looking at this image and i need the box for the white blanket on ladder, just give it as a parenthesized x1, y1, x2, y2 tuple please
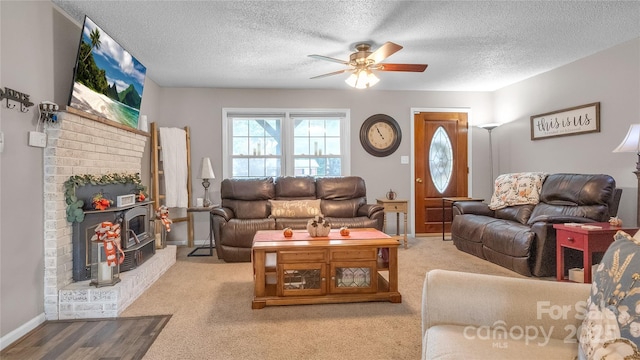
(159, 127, 188, 208)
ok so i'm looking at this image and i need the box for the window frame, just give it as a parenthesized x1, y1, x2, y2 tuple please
(222, 108, 351, 179)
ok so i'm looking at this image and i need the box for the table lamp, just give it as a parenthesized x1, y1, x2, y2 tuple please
(199, 157, 215, 207)
(613, 124, 640, 226)
(613, 124, 640, 170)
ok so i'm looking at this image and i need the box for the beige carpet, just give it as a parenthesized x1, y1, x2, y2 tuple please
(121, 236, 525, 360)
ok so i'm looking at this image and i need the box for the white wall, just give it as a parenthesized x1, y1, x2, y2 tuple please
(493, 38, 640, 226)
(1, 0, 55, 339)
(0, 1, 160, 343)
(152, 88, 493, 239)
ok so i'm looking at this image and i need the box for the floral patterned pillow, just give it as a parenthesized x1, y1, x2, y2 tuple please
(488, 172, 547, 210)
(578, 230, 640, 359)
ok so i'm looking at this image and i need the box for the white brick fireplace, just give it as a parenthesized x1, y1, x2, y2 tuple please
(44, 110, 175, 320)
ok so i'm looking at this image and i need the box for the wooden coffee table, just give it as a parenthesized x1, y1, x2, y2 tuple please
(251, 228, 401, 309)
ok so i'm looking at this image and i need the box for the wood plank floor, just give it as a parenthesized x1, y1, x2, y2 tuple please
(1, 315, 171, 360)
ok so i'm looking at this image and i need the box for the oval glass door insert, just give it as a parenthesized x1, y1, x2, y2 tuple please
(429, 126, 453, 193)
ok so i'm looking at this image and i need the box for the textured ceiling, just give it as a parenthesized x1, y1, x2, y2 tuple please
(52, 0, 640, 91)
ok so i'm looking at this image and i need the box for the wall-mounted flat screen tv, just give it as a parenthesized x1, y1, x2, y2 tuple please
(68, 16, 146, 131)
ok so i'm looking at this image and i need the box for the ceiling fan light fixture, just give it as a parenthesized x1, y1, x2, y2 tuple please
(345, 69, 379, 89)
(311, 41, 427, 87)
(367, 71, 379, 87)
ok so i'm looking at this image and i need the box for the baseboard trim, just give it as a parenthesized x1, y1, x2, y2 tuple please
(0, 312, 46, 350)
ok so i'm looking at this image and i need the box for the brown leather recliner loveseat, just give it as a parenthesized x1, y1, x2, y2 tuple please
(450, 173, 622, 277)
(211, 176, 384, 262)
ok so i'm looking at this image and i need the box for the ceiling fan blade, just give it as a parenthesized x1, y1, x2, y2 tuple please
(377, 63, 428, 72)
(308, 54, 349, 65)
(366, 42, 403, 64)
(310, 69, 350, 79)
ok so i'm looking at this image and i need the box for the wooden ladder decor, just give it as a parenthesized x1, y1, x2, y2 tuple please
(150, 122, 194, 247)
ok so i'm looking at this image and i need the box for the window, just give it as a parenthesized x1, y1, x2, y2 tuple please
(429, 126, 453, 193)
(223, 109, 350, 178)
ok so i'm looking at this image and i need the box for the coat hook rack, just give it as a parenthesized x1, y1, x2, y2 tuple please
(0, 86, 34, 112)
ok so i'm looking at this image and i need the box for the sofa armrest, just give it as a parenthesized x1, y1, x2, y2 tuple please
(527, 215, 595, 225)
(211, 207, 235, 222)
(422, 269, 590, 341)
(452, 201, 494, 217)
(357, 203, 384, 218)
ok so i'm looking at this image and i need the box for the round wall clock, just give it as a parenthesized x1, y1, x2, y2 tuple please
(359, 114, 402, 157)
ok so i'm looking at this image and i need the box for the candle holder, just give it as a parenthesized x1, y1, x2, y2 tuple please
(90, 239, 121, 287)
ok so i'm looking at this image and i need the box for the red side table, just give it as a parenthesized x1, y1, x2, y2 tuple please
(553, 223, 638, 283)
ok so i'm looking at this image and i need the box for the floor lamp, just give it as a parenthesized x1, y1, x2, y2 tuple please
(479, 123, 502, 194)
(613, 124, 640, 226)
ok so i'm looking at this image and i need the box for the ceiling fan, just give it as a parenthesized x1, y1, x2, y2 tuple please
(308, 42, 428, 88)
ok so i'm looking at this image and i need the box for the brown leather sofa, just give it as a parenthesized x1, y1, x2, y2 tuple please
(211, 176, 384, 262)
(450, 173, 622, 277)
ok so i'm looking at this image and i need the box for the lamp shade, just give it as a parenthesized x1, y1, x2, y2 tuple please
(199, 157, 215, 179)
(478, 123, 502, 131)
(345, 69, 379, 89)
(613, 124, 640, 153)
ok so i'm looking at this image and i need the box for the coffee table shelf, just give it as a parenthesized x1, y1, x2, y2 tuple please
(251, 228, 401, 309)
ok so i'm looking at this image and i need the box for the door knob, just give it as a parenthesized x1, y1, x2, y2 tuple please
(416, 178, 423, 183)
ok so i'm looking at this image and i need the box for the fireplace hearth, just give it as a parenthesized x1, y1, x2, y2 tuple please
(44, 111, 174, 320)
(72, 200, 155, 281)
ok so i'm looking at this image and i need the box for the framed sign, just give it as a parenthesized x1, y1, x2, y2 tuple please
(530, 102, 600, 140)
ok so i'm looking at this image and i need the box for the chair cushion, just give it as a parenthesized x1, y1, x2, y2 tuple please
(578, 230, 640, 359)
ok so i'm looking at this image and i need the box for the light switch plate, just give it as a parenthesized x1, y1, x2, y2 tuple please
(28, 131, 47, 148)
(400, 156, 409, 164)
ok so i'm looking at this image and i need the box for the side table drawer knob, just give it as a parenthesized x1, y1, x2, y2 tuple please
(568, 237, 574, 242)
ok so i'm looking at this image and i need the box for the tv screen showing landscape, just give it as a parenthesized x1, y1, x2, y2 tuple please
(68, 16, 146, 130)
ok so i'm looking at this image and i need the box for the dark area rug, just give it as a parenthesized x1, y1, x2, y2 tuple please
(0, 315, 171, 360)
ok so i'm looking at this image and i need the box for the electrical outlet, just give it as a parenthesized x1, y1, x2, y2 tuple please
(28, 131, 47, 148)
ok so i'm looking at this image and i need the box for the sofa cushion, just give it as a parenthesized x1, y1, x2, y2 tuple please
(220, 177, 275, 201)
(488, 172, 547, 210)
(528, 174, 616, 225)
(451, 215, 495, 260)
(274, 176, 316, 199)
(321, 198, 365, 218)
(578, 230, 640, 360)
(425, 325, 578, 360)
(316, 176, 366, 200)
(275, 218, 310, 230)
(494, 204, 535, 225)
(269, 199, 321, 218)
(481, 220, 535, 258)
(223, 199, 271, 219)
(324, 216, 379, 229)
(540, 173, 616, 206)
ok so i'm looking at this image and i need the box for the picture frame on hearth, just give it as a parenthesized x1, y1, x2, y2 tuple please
(530, 102, 600, 140)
